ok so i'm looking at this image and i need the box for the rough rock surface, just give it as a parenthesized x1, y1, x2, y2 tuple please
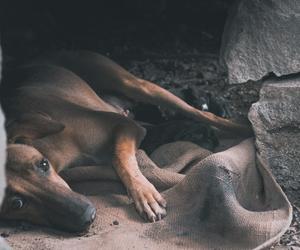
(249, 76, 300, 247)
(220, 0, 300, 84)
(249, 76, 300, 204)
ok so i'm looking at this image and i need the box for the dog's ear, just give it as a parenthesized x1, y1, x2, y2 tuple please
(6, 113, 65, 144)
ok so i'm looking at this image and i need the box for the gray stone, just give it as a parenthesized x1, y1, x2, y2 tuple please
(220, 0, 300, 84)
(248, 76, 300, 203)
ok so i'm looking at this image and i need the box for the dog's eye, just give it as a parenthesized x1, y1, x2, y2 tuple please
(11, 197, 24, 209)
(38, 159, 50, 172)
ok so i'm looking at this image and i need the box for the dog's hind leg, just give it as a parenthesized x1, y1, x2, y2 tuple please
(119, 77, 253, 136)
(43, 51, 252, 135)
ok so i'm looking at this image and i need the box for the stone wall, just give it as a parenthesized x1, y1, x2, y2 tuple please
(221, 0, 300, 205)
(249, 76, 300, 204)
(220, 0, 300, 84)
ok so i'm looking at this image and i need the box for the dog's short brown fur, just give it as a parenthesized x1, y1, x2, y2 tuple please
(0, 51, 252, 231)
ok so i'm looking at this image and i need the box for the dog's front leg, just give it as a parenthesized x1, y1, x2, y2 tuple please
(112, 123, 167, 222)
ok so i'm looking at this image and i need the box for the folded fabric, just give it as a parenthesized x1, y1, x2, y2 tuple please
(6, 139, 292, 250)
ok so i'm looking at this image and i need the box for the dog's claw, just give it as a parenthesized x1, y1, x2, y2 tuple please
(154, 193, 167, 208)
(127, 177, 167, 223)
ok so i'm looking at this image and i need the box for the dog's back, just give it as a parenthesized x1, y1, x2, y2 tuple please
(1, 63, 122, 120)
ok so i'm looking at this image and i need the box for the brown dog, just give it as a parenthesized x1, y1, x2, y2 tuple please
(0, 51, 252, 232)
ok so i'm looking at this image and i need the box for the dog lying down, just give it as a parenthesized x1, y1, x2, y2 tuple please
(0, 51, 252, 232)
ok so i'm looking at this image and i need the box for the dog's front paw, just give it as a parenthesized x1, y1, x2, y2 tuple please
(127, 177, 167, 222)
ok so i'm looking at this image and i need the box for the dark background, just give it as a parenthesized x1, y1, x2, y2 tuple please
(0, 0, 234, 63)
(0, 0, 259, 128)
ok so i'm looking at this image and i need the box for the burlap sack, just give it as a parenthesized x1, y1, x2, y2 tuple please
(5, 139, 291, 250)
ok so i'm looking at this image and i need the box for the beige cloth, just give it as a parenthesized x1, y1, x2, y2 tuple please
(5, 139, 292, 250)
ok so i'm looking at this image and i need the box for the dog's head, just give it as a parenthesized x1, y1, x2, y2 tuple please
(0, 113, 96, 232)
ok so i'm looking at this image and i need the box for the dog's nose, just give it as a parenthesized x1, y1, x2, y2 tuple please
(82, 205, 96, 228)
